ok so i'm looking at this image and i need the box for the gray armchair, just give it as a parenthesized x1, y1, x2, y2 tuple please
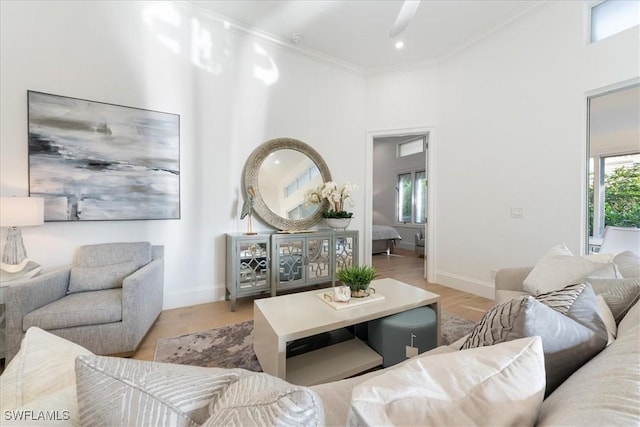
(5, 242, 163, 362)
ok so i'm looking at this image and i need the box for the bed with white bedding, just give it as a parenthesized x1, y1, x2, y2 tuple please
(372, 225, 402, 255)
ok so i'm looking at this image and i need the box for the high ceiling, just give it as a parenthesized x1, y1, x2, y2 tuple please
(188, 0, 541, 70)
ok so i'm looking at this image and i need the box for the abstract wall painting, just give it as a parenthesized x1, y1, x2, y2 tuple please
(28, 91, 180, 221)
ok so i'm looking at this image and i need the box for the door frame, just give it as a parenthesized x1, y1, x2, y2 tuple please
(365, 126, 437, 282)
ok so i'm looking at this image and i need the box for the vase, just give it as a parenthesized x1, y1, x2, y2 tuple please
(350, 286, 375, 298)
(325, 217, 351, 230)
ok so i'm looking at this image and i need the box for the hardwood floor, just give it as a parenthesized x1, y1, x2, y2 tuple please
(133, 248, 495, 361)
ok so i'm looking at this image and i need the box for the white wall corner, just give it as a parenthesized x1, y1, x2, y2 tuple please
(435, 271, 495, 300)
(163, 283, 227, 310)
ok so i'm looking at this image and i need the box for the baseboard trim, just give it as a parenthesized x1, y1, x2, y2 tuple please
(435, 272, 495, 300)
(163, 283, 226, 309)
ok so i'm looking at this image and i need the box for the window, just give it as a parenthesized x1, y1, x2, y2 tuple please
(591, 0, 640, 43)
(397, 137, 425, 158)
(397, 170, 427, 224)
(284, 165, 320, 198)
(588, 152, 640, 239)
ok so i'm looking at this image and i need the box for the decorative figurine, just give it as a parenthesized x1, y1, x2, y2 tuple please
(240, 186, 257, 235)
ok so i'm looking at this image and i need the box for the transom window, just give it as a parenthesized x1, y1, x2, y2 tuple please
(590, 0, 640, 43)
(397, 137, 425, 158)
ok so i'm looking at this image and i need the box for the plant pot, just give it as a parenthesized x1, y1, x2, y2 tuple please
(326, 217, 351, 230)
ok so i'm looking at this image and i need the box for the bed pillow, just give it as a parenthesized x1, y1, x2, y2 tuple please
(347, 337, 545, 427)
(462, 283, 607, 395)
(75, 355, 243, 426)
(68, 261, 138, 294)
(523, 244, 617, 295)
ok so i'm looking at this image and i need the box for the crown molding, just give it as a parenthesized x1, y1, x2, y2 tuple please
(180, 1, 364, 75)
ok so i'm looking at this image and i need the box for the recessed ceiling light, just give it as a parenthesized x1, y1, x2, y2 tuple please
(395, 41, 405, 49)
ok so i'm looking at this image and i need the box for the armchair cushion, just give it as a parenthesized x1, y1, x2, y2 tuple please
(68, 261, 138, 294)
(23, 289, 122, 331)
(75, 241, 152, 269)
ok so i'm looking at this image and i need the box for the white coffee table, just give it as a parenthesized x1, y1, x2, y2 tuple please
(253, 277, 441, 386)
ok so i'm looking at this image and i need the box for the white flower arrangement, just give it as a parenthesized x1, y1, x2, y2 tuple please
(304, 181, 357, 218)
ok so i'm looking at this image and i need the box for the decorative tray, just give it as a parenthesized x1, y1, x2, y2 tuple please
(317, 291, 385, 310)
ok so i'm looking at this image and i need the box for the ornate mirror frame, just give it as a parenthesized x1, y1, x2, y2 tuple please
(244, 137, 332, 231)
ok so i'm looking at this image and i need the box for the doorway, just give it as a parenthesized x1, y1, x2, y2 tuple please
(586, 83, 640, 253)
(365, 127, 436, 281)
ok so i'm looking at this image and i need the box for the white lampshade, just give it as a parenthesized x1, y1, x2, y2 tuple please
(0, 197, 45, 228)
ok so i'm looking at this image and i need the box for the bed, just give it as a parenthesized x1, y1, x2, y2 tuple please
(372, 225, 402, 255)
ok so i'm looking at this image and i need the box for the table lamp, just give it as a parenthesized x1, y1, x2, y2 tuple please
(0, 196, 44, 280)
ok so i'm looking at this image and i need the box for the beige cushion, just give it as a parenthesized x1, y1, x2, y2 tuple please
(523, 244, 617, 295)
(75, 355, 242, 426)
(0, 327, 93, 424)
(538, 301, 640, 426)
(347, 337, 545, 427)
(68, 261, 138, 294)
(204, 373, 325, 427)
(613, 250, 640, 278)
(462, 283, 607, 395)
(310, 345, 456, 427)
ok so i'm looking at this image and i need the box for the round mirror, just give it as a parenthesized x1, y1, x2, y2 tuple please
(244, 138, 332, 230)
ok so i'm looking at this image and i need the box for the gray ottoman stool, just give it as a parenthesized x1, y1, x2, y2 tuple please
(368, 306, 437, 367)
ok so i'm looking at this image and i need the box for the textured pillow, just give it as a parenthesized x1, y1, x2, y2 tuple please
(68, 261, 138, 294)
(523, 244, 616, 295)
(613, 250, 640, 278)
(347, 337, 545, 427)
(462, 284, 607, 395)
(587, 277, 640, 323)
(0, 327, 93, 413)
(75, 355, 242, 426)
(204, 373, 325, 427)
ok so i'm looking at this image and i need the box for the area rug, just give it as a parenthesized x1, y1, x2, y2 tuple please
(154, 310, 476, 371)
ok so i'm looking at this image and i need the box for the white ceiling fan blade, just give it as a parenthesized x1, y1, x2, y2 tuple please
(389, 0, 421, 38)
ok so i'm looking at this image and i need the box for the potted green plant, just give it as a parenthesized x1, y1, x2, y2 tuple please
(336, 265, 378, 298)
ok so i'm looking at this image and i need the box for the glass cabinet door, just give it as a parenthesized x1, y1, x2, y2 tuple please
(277, 238, 305, 284)
(335, 234, 356, 271)
(306, 236, 331, 283)
(237, 241, 269, 291)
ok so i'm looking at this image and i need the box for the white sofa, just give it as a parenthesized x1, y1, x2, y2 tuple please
(1, 251, 639, 426)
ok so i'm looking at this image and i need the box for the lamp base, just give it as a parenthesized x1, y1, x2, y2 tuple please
(0, 259, 42, 282)
(2, 227, 27, 265)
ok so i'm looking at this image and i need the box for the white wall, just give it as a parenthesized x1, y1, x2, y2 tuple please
(367, 1, 640, 298)
(0, 1, 366, 308)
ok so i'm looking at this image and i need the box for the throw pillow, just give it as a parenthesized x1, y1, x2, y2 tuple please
(523, 244, 617, 295)
(204, 373, 325, 427)
(462, 284, 607, 395)
(68, 261, 138, 294)
(75, 355, 242, 426)
(596, 294, 617, 346)
(586, 277, 640, 323)
(613, 250, 640, 278)
(0, 327, 93, 413)
(347, 337, 545, 427)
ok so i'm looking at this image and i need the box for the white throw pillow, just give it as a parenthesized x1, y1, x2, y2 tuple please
(0, 327, 93, 411)
(596, 294, 617, 346)
(523, 244, 617, 295)
(347, 337, 545, 427)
